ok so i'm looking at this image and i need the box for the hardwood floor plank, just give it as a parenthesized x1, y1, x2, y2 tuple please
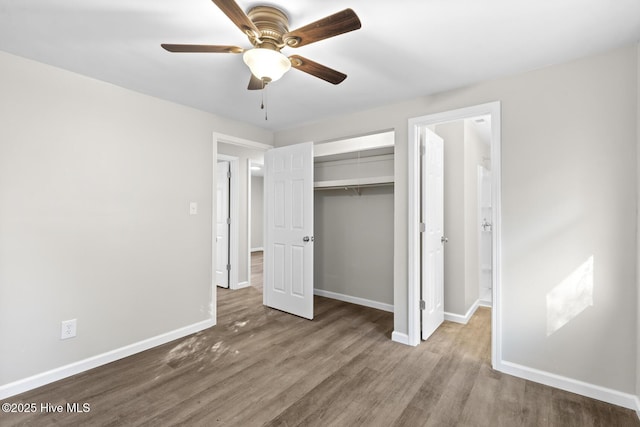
(457, 364, 502, 427)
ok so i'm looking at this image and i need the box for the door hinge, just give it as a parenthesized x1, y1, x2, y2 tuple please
(227, 170, 231, 179)
(226, 264, 231, 271)
(420, 300, 426, 310)
(226, 218, 231, 225)
(420, 144, 426, 156)
(419, 222, 426, 233)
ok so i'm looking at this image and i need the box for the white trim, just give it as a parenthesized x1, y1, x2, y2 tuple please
(314, 130, 394, 158)
(314, 176, 394, 189)
(444, 300, 480, 324)
(0, 318, 214, 400)
(217, 154, 240, 290)
(214, 132, 273, 151)
(247, 159, 252, 288)
(407, 119, 421, 346)
(391, 331, 411, 345)
(407, 102, 502, 363)
(251, 247, 264, 252)
(495, 360, 638, 411)
(211, 148, 218, 317)
(478, 299, 492, 308)
(635, 396, 640, 419)
(236, 281, 250, 289)
(313, 289, 393, 313)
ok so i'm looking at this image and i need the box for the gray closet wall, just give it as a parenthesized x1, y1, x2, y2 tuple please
(313, 152, 394, 308)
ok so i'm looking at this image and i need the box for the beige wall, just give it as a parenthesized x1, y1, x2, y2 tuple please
(436, 122, 466, 314)
(275, 44, 638, 394)
(0, 51, 271, 387)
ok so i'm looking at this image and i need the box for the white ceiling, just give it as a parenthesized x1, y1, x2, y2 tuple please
(1, 0, 639, 131)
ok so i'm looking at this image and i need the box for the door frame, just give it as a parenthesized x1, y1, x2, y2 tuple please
(215, 159, 232, 288)
(216, 154, 239, 289)
(213, 133, 272, 296)
(407, 101, 502, 368)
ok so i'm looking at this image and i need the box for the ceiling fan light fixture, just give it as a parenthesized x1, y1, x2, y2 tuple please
(243, 48, 291, 83)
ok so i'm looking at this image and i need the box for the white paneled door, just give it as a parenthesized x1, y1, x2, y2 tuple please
(216, 160, 230, 288)
(264, 142, 314, 319)
(421, 128, 445, 340)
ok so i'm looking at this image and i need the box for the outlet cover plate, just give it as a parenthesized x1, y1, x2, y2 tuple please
(61, 319, 77, 340)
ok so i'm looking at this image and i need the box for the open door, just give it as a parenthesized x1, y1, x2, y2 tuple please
(421, 128, 445, 340)
(216, 160, 230, 288)
(264, 142, 314, 319)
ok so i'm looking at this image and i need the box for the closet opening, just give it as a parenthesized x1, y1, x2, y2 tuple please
(313, 134, 395, 313)
(262, 131, 395, 320)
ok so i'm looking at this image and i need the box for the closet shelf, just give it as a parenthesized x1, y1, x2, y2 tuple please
(314, 175, 394, 190)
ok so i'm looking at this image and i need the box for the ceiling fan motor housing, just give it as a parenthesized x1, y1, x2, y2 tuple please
(247, 6, 295, 51)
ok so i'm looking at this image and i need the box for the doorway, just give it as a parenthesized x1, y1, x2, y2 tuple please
(213, 154, 240, 292)
(262, 132, 395, 320)
(213, 133, 271, 307)
(407, 102, 502, 368)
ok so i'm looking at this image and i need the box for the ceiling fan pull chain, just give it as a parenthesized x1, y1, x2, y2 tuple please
(264, 82, 269, 121)
(260, 80, 264, 110)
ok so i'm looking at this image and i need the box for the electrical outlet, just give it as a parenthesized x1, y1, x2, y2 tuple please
(61, 319, 77, 340)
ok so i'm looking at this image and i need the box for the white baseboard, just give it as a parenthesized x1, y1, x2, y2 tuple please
(0, 318, 215, 400)
(495, 359, 638, 411)
(313, 288, 393, 313)
(635, 396, 640, 420)
(250, 247, 264, 252)
(391, 331, 412, 345)
(478, 299, 492, 308)
(235, 281, 250, 289)
(444, 300, 480, 324)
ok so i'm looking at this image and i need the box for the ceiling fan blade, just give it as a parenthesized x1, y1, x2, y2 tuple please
(161, 44, 243, 54)
(211, 0, 260, 37)
(289, 55, 347, 85)
(284, 9, 361, 48)
(248, 74, 265, 90)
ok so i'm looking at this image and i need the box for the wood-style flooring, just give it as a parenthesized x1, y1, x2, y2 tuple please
(2, 251, 638, 426)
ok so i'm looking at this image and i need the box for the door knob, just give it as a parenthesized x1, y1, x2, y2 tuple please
(303, 236, 314, 242)
(441, 236, 448, 244)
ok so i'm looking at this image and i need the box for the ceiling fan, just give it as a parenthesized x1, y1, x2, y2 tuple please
(161, 0, 361, 90)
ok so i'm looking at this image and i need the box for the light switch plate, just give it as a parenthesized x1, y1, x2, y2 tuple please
(189, 202, 198, 215)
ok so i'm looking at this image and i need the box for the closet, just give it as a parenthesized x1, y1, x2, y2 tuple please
(312, 131, 395, 312)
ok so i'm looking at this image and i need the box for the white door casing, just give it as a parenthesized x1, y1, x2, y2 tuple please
(406, 102, 501, 370)
(216, 160, 230, 288)
(264, 142, 314, 319)
(421, 128, 445, 340)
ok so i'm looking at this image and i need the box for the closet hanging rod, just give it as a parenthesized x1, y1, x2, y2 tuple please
(313, 175, 394, 190)
(313, 182, 394, 191)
